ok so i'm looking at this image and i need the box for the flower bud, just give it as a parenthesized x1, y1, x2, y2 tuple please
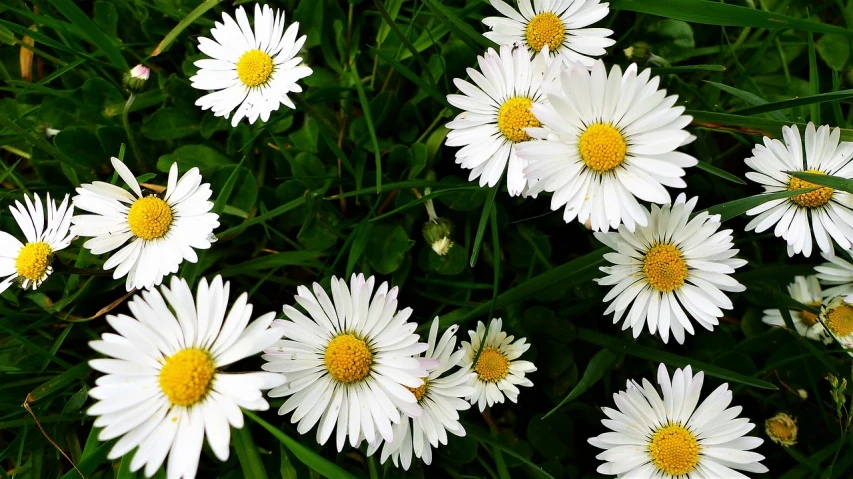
(123, 64, 150, 93)
(423, 218, 454, 256)
(765, 413, 798, 446)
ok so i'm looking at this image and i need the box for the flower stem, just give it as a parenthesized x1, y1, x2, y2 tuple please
(121, 93, 144, 168)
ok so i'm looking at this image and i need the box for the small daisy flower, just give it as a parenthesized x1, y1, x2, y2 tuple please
(72, 158, 219, 291)
(482, 0, 615, 67)
(191, 4, 313, 126)
(589, 363, 768, 478)
(87, 275, 285, 479)
(744, 123, 853, 257)
(460, 318, 536, 411)
(819, 296, 853, 353)
(765, 413, 798, 447)
(0, 194, 73, 294)
(595, 194, 746, 344)
(445, 43, 561, 196)
(815, 251, 853, 298)
(761, 275, 827, 342)
(367, 317, 476, 469)
(516, 60, 698, 232)
(262, 274, 434, 451)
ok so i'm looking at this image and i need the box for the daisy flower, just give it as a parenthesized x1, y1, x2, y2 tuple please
(482, 0, 615, 67)
(367, 317, 476, 469)
(516, 60, 698, 232)
(262, 274, 434, 451)
(72, 158, 219, 291)
(589, 363, 768, 478)
(761, 275, 827, 341)
(87, 275, 285, 479)
(765, 412, 798, 447)
(815, 251, 853, 298)
(0, 193, 73, 294)
(818, 296, 853, 354)
(744, 123, 853, 257)
(459, 318, 536, 411)
(191, 4, 313, 126)
(445, 43, 561, 196)
(594, 194, 746, 344)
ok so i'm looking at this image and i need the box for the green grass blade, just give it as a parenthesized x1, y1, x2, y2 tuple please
(152, 0, 222, 55)
(219, 197, 307, 237)
(575, 328, 778, 390)
(788, 171, 853, 194)
(651, 64, 726, 74)
(690, 111, 853, 141)
(349, 64, 383, 194)
(371, 47, 451, 108)
(695, 160, 746, 185)
(808, 29, 820, 124)
(47, 0, 128, 70)
(704, 81, 787, 121)
(233, 425, 269, 479)
(470, 185, 499, 267)
(422, 0, 498, 50)
(735, 90, 853, 116)
(544, 348, 620, 418)
(705, 188, 818, 221)
(372, 0, 436, 86)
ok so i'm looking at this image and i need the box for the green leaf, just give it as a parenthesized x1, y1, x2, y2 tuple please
(371, 47, 450, 108)
(704, 81, 787, 121)
(610, 0, 853, 37)
(544, 349, 620, 418)
(244, 411, 357, 479)
(470, 185, 499, 267)
(27, 362, 88, 402)
(575, 328, 778, 390)
(422, 0, 498, 50)
(157, 144, 233, 172)
(808, 30, 821, 124)
(53, 127, 106, 169)
(58, 439, 112, 479)
(689, 111, 853, 141)
(366, 223, 410, 274)
(695, 160, 746, 185)
(788, 171, 853, 194)
(735, 90, 853, 116)
(141, 108, 199, 140)
(219, 197, 307, 237)
(705, 188, 818, 221)
(650, 64, 726, 74)
(152, 0, 223, 55)
(817, 34, 851, 70)
(464, 424, 555, 479)
(47, 0, 129, 70)
(349, 64, 383, 193)
(233, 425, 268, 479)
(220, 251, 325, 277)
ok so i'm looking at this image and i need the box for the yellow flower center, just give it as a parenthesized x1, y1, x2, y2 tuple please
(497, 97, 539, 143)
(15, 242, 52, 282)
(578, 123, 628, 172)
(127, 196, 173, 240)
(643, 244, 688, 293)
(798, 301, 822, 327)
(324, 334, 373, 383)
(825, 303, 853, 337)
(788, 169, 834, 208)
(474, 346, 510, 383)
(648, 424, 700, 476)
(405, 378, 428, 402)
(765, 414, 797, 445)
(158, 349, 215, 407)
(525, 12, 565, 53)
(236, 49, 274, 87)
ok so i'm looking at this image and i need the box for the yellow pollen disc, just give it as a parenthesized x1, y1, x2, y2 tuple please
(788, 169, 834, 208)
(159, 349, 215, 406)
(324, 334, 372, 383)
(474, 347, 510, 383)
(497, 97, 539, 143)
(798, 301, 822, 327)
(825, 304, 853, 337)
(648, 424, 700, 476)
(765, 414, 798, 445)
(127, 196, 173, 240)
(643, 244, 688, 293)
(15, 242, 52, 282)
(237, 49, 274, 87)
(578, 123, 627, 172)
(525, 12, 565, 53)
(405, 378, 428, 402)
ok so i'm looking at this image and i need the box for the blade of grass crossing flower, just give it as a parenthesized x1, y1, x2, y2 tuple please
(544, 348, 621, 418)
(47, 0, 129, 70)
(244, 411, 357, 479)
(695, 160, 746, 185)
(152, 0, 223, 55)
(705, 188, 820, 221)
(470, 185, 499, 267)
(575, 328, 778, 389)
(421, 0, 498, 50)
(349, 64, 382, 193)
(233, 425, 268, 479)
(808, 30, 821, 124)
(788, 172, 853, 194)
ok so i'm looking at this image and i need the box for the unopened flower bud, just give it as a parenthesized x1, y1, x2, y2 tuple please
(797, 388, 808, 400)
(124, 64, 150, 93)
(765, 413, 798, 446)
(423, 218, 454, 256)
(624, 42, 651, 62)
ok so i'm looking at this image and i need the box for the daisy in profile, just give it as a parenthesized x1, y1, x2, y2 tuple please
(819, 296, 853, 354)
(482, 0, 615, 67)
(595, 194, 746, 344)
(459, 318, 536, 411)
(367, 318, 475, 469)
(744, 123, 853, 257)
(87, 275, 285, 479)
(191, 4, 312, 126)
(815, 251, 853, 298)
(761, 275, 827, 341)
(517, 60, 698, 232)
(589, 363, 768, 477)
(445, 43, 560, 196)
(262, 274, 434, 451)
(72, 158, 219, 291)
(0, 194, 73, 293)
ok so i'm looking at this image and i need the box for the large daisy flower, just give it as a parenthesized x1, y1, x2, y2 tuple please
(819, 296, 853, 354)
(761, 275, 827, 342)
(594, 194, 746, 344)
(589, 363, 768, 478)
(815, 251, 853, 298)
(744, 123, 853, 257)
(517, 60, 698, 232)
(87, 275, 285, 479)
(459, 318, 536, 411)
(367, 317, 475, 469)
(0, 193, 73, 294)
(482, 0, 615, 67)
(262, 274, 434, 451)
(445, 43, 561, 196)
(191, 4, 313, 126)
(71, 158, 219, 291)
